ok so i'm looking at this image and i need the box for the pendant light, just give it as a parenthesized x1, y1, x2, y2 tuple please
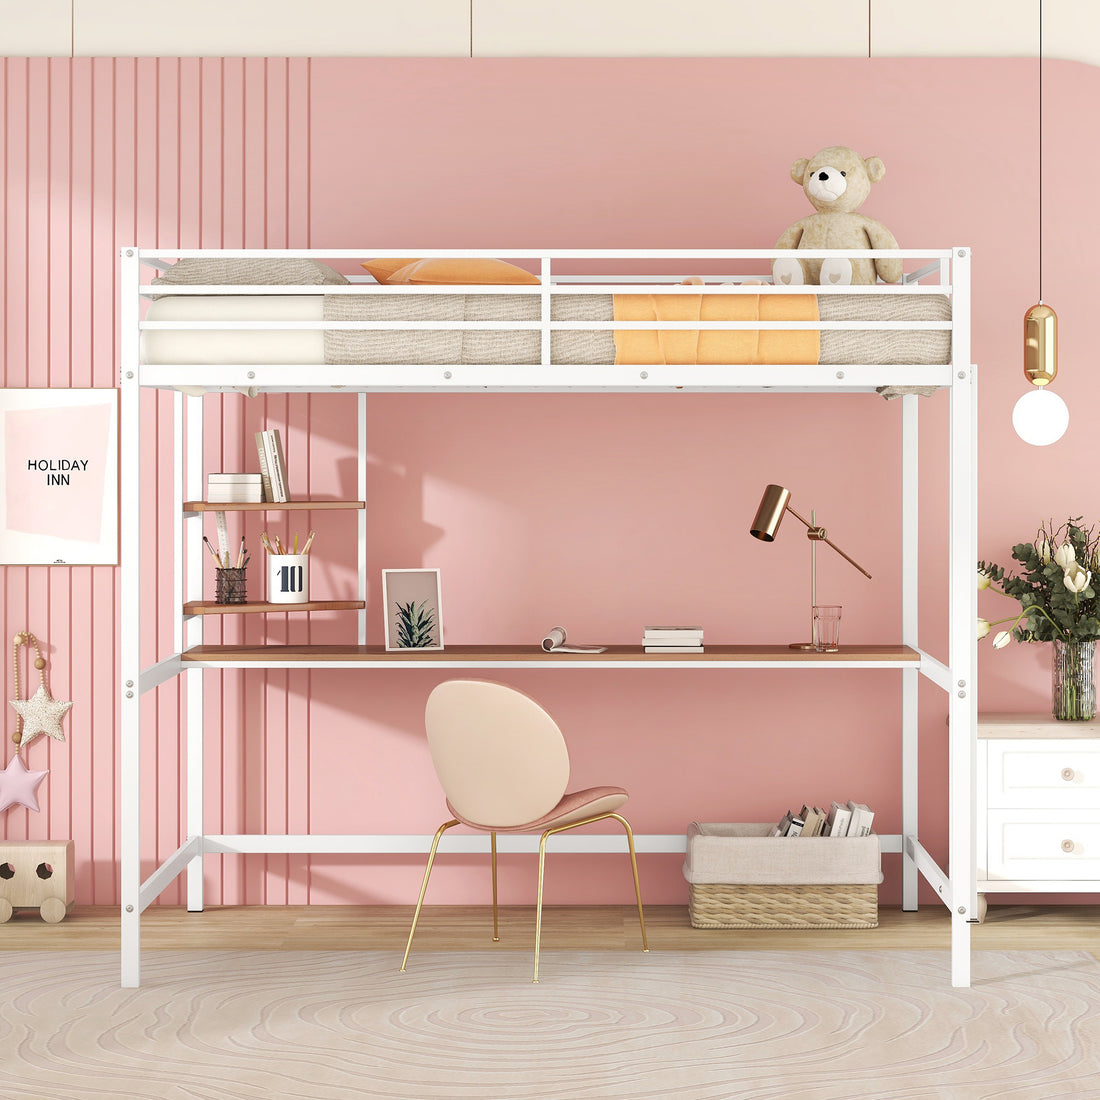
(1013, 0, 1069, 446)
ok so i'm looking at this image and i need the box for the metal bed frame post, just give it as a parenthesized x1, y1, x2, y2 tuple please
(901, 392, 919, 911)
(358, 393, 367, 645)
(184, 394, 206, 910)
(119, 247, 142, 987)
(947, 246, 977, 987)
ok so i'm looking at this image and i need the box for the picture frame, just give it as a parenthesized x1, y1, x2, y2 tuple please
(382, 568, 444, 651)
(0, 389, 119, 565)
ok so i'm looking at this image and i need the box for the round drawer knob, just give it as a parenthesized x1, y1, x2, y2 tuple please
(1061, 839, 1076, 854)
(1061, 767, 1076, 782)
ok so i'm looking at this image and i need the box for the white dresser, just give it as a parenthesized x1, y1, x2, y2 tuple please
(977, 714, 1100, 917)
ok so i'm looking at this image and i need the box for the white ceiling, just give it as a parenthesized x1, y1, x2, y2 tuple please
(2, 0, 1097, 64)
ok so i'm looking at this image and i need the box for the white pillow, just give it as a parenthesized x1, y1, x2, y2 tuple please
(151, 257, 348, 296)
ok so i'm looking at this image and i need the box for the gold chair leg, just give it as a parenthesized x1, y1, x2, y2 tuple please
(490, 831, 500, 942)
(608, 812, 648, 952)
(530, 810, 648, 982)
(533, 829, 551, 983)
(400, 819, 458, 973)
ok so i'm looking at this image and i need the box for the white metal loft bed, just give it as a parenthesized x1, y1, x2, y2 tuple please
(118, 247, 977, 988)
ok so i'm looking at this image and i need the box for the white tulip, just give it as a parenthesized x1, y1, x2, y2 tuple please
(977, 618, 991, 639)
(1038, 539, 1053, 565)
(977, 569, 992, 591)
(1064, 563, 1091, 594)
(992, 630, 1012, 649)
(1054, 543, 1076, 570)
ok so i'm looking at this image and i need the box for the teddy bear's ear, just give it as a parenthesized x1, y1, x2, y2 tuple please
(790, 158, 809, 184)
(865, 156, 886, 183)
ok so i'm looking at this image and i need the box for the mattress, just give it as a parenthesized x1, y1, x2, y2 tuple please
(141, 291, 952, 368)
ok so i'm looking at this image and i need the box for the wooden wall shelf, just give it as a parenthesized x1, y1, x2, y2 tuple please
(183, 600, 366, 616)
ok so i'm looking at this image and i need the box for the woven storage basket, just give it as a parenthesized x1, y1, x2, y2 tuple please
(684, 822, 882, 930)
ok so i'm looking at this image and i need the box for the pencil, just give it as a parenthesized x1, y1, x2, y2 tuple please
(301, 530, 316, 555)
(260, 532, 274, 555)
(236, 536, 246, 569)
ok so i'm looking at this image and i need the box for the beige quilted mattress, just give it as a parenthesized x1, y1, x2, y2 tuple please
(141, 291, 952, 367)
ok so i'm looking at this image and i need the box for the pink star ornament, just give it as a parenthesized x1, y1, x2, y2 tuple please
(0, 756, 49, 813)
(10, 683, 72, 749)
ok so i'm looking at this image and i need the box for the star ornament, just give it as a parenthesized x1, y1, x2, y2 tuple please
(10, 684, 73, 749)
(0, 755, 48, 813)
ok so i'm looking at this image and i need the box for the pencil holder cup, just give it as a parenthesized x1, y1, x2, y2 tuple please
(215, 567, 248, 605)
(268, 554, 308, 604)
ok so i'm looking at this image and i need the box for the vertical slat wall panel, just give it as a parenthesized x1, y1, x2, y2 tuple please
(285, 60, 312, 904)
(0, 58, 312, 905)
(154, 57, 181, 903)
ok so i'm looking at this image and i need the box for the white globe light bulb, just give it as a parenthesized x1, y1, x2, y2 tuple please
(1012, 387, 1069, 446)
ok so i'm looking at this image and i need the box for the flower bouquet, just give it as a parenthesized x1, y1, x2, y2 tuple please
(978, 517, 1100, 720)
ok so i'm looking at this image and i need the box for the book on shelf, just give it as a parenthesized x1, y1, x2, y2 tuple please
(207, 486, 264, 503)
(770, 809, 805, 837)
(540, 626, 607, 654)
(798, 805, 828, 837)
(253, 429, 291, 503)
(643, 626, 703, 643)
(826, 800, 853, 837)
(845, 801, 875, 837)
(253, 434, 274, 501)
(643, 626, 703, 652)
(270, 430, 291, 502)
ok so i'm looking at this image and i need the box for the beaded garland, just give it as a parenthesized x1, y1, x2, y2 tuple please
(9, 631, 72, 750)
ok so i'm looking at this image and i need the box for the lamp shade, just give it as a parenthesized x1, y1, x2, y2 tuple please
(750, 484, 791, 541)
(1012, 387, 1069, 446)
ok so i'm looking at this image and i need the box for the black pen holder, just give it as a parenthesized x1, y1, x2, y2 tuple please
(215, 566, 248, 605)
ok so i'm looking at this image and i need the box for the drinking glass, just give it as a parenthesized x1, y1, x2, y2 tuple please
(813, 605, 842, 652)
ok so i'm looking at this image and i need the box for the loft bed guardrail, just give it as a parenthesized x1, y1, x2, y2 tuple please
(125, 247, 966, 396)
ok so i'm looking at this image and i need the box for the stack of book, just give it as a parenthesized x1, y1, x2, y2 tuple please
(207, 473, 264, 504)
(254, 429, 291, 503)
(643, 626, 704, 653)
(770, 800, 875, 838)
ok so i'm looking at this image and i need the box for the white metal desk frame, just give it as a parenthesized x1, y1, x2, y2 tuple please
(118, 247, 977, 987)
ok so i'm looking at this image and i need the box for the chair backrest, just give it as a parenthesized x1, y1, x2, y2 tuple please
(424, 680, 570, 828)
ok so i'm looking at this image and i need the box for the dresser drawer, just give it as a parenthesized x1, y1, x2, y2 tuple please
(986, 810, 1100, 880)
(985, 739, 1100, 808)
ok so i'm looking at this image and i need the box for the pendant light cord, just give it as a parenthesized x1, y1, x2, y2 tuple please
(1039, 0, 1044, 305)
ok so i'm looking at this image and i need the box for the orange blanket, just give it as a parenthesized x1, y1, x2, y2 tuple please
(613, 289, 820, 365)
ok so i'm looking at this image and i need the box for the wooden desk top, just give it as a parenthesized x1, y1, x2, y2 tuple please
(180, 643, 920, 666)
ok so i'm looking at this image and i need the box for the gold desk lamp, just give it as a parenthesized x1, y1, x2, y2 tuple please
(749, 484, 872, 651)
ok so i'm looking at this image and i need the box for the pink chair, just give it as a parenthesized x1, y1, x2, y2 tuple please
(400, 679, 648, 982)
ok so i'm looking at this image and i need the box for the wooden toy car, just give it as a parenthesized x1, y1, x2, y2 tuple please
(0, 840, 75, 922)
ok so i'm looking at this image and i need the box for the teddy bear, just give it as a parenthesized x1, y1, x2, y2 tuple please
(772, 145, 902, 287)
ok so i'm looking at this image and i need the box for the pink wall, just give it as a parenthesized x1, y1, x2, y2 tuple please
(3, 57, 1099, 907)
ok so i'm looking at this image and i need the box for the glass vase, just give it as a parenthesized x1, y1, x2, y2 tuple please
(1051, 639, 1096, 721)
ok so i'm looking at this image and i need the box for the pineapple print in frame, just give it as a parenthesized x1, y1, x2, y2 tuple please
(382, 568, 444, 651)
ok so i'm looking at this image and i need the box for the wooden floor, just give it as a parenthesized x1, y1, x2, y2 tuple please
(2, 904, 1098, 962)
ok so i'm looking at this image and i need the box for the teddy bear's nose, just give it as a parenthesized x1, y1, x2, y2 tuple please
(817, 171, 830, 181)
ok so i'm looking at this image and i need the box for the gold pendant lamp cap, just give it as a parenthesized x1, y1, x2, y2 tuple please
(750, 484, 790, 541)
(1024, 302, 1057, 386)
